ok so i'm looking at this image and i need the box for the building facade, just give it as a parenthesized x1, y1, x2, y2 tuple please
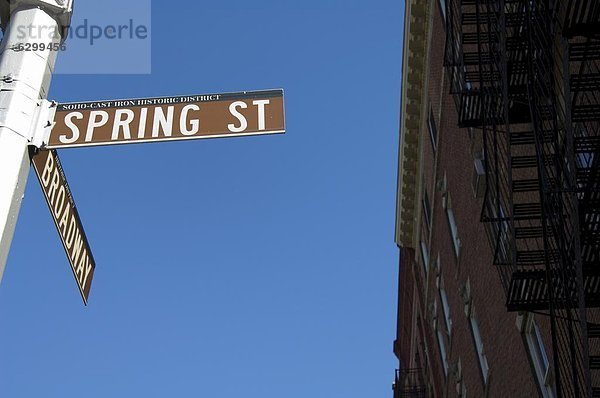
(393, 1, 599, 397)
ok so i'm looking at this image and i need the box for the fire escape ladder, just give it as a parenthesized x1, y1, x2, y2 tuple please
(504, 0, 548, 312)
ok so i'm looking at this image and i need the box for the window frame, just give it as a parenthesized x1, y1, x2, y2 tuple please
(439, 279, 453, 336)
(438, 0, 447, 24)
(428, 106, 438, 152)
(436, 325, 450, 377)
(472, 155, 486, 198)
(423, 190, 432, 230)
(420, 240, 430, 276)
(434, 257, 452, 336)
(444, 197, 461, 258)
(521, 314, 555, 398)
(497, 206, 511, 265)
(468, 305, 490, 385)
(433, 300, 449, 377)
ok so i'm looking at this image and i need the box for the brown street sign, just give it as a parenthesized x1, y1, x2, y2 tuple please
(46, 89, 285, 149)
(31, 149, 95, 304)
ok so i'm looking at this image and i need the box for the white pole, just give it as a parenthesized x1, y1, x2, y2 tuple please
(0, 0, 72, 283)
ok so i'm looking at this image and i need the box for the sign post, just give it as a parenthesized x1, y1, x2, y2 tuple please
(0, 0, 72, 284)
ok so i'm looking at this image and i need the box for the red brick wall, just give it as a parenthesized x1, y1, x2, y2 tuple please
(394, 2, 545, 396)
(395, 248, 415, 368)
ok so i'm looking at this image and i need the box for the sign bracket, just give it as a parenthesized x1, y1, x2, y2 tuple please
(30, 100, 58, 149)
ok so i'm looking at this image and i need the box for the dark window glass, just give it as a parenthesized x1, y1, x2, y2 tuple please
(428, 108, 438, 152)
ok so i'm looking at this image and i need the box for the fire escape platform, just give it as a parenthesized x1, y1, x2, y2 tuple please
(506, 269, 600, 311)
(563, 0, 600, 38)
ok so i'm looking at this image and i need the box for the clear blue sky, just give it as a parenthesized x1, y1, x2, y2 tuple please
(0, 1, 403, 397)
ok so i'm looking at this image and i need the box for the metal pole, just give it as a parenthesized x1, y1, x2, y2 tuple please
(0, 0, 72, 283)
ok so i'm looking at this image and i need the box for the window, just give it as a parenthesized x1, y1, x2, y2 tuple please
(440, 287, 452, 333)
(468, 306, 489, 385)
(437, 327, 449, 376)
(434, 258, 452, 335)
(471, 155, 486, 198)
(428, 107, 438, 152)
(439, 279, 453, 336)
(453, 359, 467, 397)
(433, 300, 449, 377)
(576, 125, 594, 169)
(443, 194, 461, 258)
(577, 148, 595, 199)
(458, 279, 471, 316)
(578, 150, 595, 168)
(468, 127, 475, 142)
(468, 127, 483, 155)
(423, 190, 432, 230)
(447, 208, 460, 256)
(420, 240, 430, 275)
(519, 314, 555, 397)
(458, 382, 467, 398)
(496, 205, 511, 265)
(439, 0, 447, 22)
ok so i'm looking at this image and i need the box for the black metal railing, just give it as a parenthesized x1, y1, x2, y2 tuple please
(444, 0, 600, 396)
(393, 368, 427, 398)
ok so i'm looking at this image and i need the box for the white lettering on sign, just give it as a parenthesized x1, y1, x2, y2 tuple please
(112, 109, 135, 140)
(253, 100, 270, 131)
(58, 106, 205, 144)
(228, 101, 248, 133)
(180, 104, 200, 136)
(152, 106, 174, 138)
(228, 100, 270, 133)
(34, 150, 95, 304)
(61, 112, 84, 144)
(138, 108, 148, 139)
(86, 111, 109, 142)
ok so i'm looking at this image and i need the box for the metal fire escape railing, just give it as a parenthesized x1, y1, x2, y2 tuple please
(563, 1, 600, 38)
(444, 0, 600, 397)
(393, 368, 427, 398)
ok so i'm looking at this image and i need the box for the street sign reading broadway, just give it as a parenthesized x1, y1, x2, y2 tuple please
(46, 89, 285, 149)
(31, 149, 95, 304)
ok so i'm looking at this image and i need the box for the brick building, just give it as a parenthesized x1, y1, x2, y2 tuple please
(392, 1, 600, 397)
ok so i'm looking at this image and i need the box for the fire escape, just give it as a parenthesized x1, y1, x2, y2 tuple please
(393, 368, 427, 398)
(445, 0, 600, 396)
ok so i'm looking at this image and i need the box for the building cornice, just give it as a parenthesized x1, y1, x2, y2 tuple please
(395, 0, 431, 249)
